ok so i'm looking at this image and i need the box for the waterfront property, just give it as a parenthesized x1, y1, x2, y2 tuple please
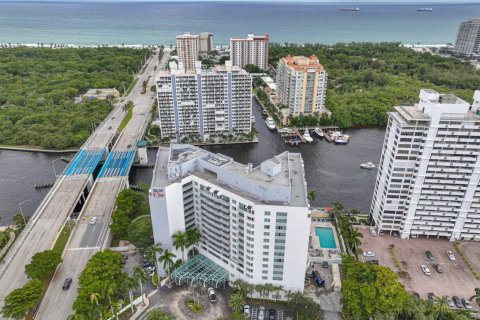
(156, 61, 252, 142)
(176, 33, 200, 71)
(315, 227, 337, 249)
(453, 18, 480, 58)
(371, 89, 480, 241)
(148, 144, 311, 295)
(276, 55, 329, 123)
(309, 219, 341, 263)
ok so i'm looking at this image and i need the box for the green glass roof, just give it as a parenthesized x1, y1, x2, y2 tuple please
(171, 255, 229, 288)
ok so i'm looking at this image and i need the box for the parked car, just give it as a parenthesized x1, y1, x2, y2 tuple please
(461, 298, 472, 309)
(244, 305, 251, 317)
(208, 287, 217, 303)
(444, 296, 454, 308)
(268, 308, 276, 320)
(369, 227, 377, 236)
(252, 307, 258, 320)
(277, 309, 284, 320)
(62, 278, 72, 290)
(363, 251, 375, 257)
(90, 217, 97, 224)
(379, 230, 384, 236)
(258, 306, 266, 320)
(427, 293, 436, 301)
(433, 264, 443, 273)
(446, 251, 456, 261)
(421, 265, 431, 276)
(426, 250, 435, 261)
(322, 261, 329, 268)
(452, 296, 463, 308)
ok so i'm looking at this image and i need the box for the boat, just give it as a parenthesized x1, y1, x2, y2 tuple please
(303, 131, 313, 143)
(334, 136, 349, 145)
(341, 7, 360, 11)
(312, 128, 323, 139)
(361, 162, 377, 169)
(417, 8, 433, 11)
(265, 117, 276, 130)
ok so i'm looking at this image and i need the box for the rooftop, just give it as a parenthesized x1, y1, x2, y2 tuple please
(280, 55, 325, 72)
(151, 144, 307, 207)
(157, 60, 248, 78)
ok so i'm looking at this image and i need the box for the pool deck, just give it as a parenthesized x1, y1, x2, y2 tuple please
(309, 221, 342, 263)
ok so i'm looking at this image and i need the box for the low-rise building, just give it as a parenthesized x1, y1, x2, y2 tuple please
(148, 144, 311, 294)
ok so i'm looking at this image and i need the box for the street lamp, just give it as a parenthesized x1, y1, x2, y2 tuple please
(18, 199, 32, 226)
(51, 158, 64, 178)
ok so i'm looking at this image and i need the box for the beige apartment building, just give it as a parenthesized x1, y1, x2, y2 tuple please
(176, 33, 200, 71)
(276, 55, 328, 117)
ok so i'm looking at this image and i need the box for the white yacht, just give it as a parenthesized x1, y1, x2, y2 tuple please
(303, 131, 313, 143)
(360, 162, 376, 169)
(265, 117, 276, 130)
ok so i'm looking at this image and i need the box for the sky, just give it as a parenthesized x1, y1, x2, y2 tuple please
(2, 0, 480, 2)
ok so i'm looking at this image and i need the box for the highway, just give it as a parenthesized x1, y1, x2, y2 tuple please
(35, 49, 170, 319)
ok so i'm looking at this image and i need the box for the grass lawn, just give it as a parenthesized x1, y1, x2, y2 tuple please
(52, 221, 74, 255)
(119, 108, 133, 131)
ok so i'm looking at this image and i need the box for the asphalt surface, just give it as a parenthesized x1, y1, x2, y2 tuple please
(36, 49, 170, 320)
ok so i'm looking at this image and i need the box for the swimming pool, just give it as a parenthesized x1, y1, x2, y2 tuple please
(315, 227, 337, 249)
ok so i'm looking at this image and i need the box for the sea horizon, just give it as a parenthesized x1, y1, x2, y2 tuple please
(0, 1, 478, 45)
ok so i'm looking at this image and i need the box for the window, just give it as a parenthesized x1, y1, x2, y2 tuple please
(262, 264, 268, 268)
(262, 270, 268, 274)
(263, 245, 269, 249)
(273, 276, 283, 281)
(264, 218, 270, 223)
(263, 252, 269, 256)
(264, 225, 270, 229)
(262, 276, 268, 280)
(265, 212, 271, 216)
(263, 258, 269, 262)
(264, 232, 270, 236)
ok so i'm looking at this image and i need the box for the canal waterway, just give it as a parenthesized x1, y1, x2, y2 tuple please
(0, 99, 385, 222)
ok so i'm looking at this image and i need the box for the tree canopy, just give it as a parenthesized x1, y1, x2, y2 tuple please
(270, 42, 480, 128)
(1, 279, 44, 319)
(72, 250, 128, 318)
(0, 47, 149, 148)
(24, 249, 62, 280)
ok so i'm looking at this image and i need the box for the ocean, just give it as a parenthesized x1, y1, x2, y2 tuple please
(0, 1, 479, 46)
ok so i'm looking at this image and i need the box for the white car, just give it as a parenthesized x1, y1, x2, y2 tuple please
(446, 251, 456, 261)
(258, 306, 265, 320)
(208, 287, 217, 303)
(363, 251, 375, 257)
(369, 228, 377, 236)
(244, 305, 251, 317)
(421, 265, 431, 276)
(89, 217, 97, 225)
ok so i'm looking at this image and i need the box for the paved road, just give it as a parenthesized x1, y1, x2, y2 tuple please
(36, 49, 170, 320)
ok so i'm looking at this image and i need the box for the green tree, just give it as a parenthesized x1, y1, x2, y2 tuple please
(147, 308, 175, 320)
(341, 255, 412, 319)
(24, 249, 62, 280)
(185, 228, 201, 247)
(287, 291, 324, 320)
(133, 266, 148, 305)
(172, 231, 188, 261)
(127, 217, 154, 250)
(229, 291, 245, 318)
(1, 279, 44, 319)
(307, 190, 317, 202)
(159, 249, 176, 276)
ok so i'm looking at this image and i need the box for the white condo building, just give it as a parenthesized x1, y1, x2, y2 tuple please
(148, 144, 310, 293)
(276, 55, 328, 117)
(371, 89, 480, 241)
(453, 18, 480, 58)
(230, 33, 269, 70)
(156, 61, 252, 142)
(176, 33, 200, 71)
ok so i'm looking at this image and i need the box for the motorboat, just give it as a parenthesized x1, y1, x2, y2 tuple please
(360, 162, 376, 169)
(303, 131, 313, 143)
(265, 117, 276, 130)
(312, 128, 323, 139)
(334, 134, 349, 145)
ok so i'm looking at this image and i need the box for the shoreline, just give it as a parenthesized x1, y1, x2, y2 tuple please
(0, 145, 78, 154)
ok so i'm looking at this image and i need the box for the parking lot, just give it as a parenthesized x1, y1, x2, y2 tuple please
(246, 304, 295, 320)
(359, 227, 479, 308)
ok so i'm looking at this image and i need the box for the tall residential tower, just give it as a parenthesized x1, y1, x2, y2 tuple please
(453, 18, 480, 57)
(370, 89, 480, 241)
(276, 55, 328, 117)
(148, 144, 310, 293)
(176, 33, 200, 71)
(156, 61, 252, 141)
(230, 33, 269, 70)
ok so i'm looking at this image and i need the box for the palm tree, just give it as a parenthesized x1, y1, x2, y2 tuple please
(172, 231, 188, 260)
(274, 285, 284, 302)
(431, 296, 454, 320)
(145, 243, 163, 282)
(89, 292, 101, 306)
(346, 228, 363, 253)
(101, 285, 116, 319)
(187, 247, 199, 259)
(255, 284, 265, 301)
(307, 190, 317, 202)
(133, 266, 148, 305)
(185, 228, 201, 247)
(470, 287, 480, 319)
(232, 279, 249, 297)
(229, 291, 245, 315)
(159, 249, 176, 276)
(263, 283, 275, 301)
(124, 277, 137, 314)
